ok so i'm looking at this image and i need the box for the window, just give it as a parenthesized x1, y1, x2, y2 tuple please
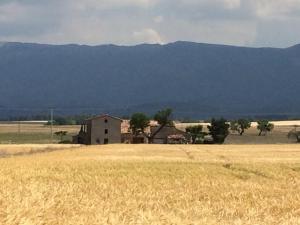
(105, 129, 108, 134)
(104, 119, 108, 123)
(104, 138, 109, 144)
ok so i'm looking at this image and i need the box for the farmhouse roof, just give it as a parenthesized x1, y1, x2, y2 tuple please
(86, 114, 123, 122)
(150, 125, 186, 133)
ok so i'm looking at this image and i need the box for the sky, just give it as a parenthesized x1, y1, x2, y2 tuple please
(0, 0, 300, 47)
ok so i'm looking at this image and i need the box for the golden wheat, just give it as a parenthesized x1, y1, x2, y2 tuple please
(0, 144, 300, 225)
(0, 144, 80, 156)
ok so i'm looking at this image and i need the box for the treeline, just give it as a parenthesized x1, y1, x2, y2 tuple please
(6, 114, 91, 125)
(3, 111, 300, 124)
(48, 115, 91, 125)
(131, 109, 229, 144)
(185, 119, 275, 144)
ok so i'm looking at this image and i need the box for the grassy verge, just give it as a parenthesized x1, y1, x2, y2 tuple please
(0, 132, 75, 144)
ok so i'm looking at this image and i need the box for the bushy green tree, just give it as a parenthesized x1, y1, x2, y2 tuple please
(230, 121, 239, 134)
(257, 120, 274, 136)
(149, 108, 173, 143)
(153, 108, 173, 126)
(129, 108, 174, 143)
(186, 125, 204, 144)
(230, 119, 251, 135)
(129, 113, 150, 136)
(208, 118, 230, 144)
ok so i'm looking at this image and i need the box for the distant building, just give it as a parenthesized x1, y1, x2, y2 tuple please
(167, 134, 188, 144)
(150, 125, 190, 144)
(121, 133, 148, 144)
(73, 115, 122, 145)
(121, 120, 158, 144)
(73, 115, 191, 145)
(121, 122, 190, 144)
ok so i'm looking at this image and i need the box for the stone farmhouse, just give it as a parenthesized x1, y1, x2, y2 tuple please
(73, 114, 190, 145)
(73, 115, 122, 145)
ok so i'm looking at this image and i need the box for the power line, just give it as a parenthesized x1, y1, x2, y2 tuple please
(50, 109, 53, 143)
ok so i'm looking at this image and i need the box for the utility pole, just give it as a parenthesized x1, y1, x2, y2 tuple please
(50, 109, 54, 143)
(18, 121, 21, 135)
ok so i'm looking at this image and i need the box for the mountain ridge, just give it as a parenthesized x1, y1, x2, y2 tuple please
(1, 40, 299, 49)
(0, 41, 299, 119)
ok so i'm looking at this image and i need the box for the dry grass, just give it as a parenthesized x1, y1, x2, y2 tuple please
(0, 124, 80, 144)
(225, 126, 297, 144)
(1, 144, 300, 225)
(176, 123, 299, 144)
(0, 124, 80, 134)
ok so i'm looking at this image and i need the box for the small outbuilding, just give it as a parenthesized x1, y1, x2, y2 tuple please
(150, 125, 190, 144)
(167, 134, 188, 144)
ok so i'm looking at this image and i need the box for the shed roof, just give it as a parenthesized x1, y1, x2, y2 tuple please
(86, 114, 123, 122)
(150, 125, 186, 133)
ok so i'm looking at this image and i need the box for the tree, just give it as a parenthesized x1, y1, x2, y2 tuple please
(230, 121, 239, 134)
(153, 108, 173, 126)
(129, 113, 150, 136)
(288, 125, 300, 143)
(230, 119, 251, 135)
(207, 118, 230, 144)
(257, 120, 274, 136)
(186, 125, 204, 144)
(54, 131, 68, 142)
(148, 108, 173, 143)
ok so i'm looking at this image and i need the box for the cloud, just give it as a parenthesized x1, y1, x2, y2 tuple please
(174, 0, 241, 10)
(254, 18, 300, 47)
(153, 16, 164, 23)
(162, 19, 257, 46)
(133, 28, 164, 44)
(254, 0, 300, 20)
(223, 0, 241, 9)
(70, 0, 158, 11)
(0, 0, 299, 47)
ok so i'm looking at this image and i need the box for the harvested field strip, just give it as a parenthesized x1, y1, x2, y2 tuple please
(0, 144, 81, 157)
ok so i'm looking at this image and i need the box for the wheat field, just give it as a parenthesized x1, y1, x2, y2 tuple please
(1, 144, 300, 225)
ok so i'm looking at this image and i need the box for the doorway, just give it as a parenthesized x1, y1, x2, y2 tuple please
(104, 138, 109, 144)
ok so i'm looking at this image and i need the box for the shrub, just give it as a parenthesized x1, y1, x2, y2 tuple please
(207, 118, 230, 144)
(257, 120, 274, 136)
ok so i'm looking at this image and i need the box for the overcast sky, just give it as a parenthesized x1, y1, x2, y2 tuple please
(0, 0, 299, 47)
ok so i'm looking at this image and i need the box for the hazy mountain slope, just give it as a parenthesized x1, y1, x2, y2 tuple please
(0, 41, 299, 119)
